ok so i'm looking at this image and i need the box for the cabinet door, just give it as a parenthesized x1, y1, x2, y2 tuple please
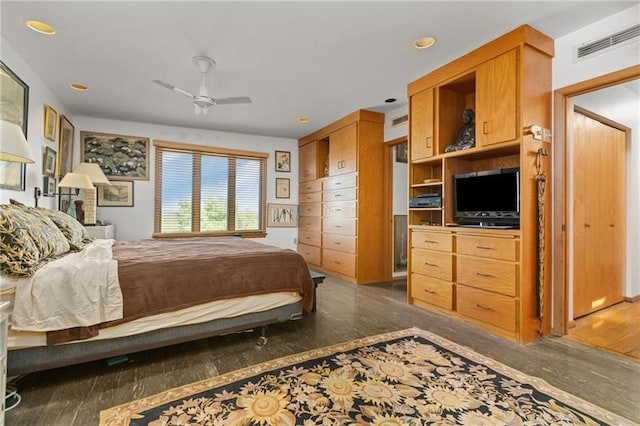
(410, 88, 434, 160)
(329, 123, 357, 176)
(299, 141, 318, 182)
(476, 49, 517, 147)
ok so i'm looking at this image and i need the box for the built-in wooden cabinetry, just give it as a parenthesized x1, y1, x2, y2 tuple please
(407, 25, 553, 343)
(297, 110, 385, 284)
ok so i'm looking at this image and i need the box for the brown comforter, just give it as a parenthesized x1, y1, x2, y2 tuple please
(47, 237, 313, 344)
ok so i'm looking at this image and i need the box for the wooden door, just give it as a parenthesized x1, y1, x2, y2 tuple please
(329, 123, 357, 176)
(572, 108, 626, 318)
(410, 88, 434, 160)
(476, 49, 517, 147)
(299, 140, 318, 182)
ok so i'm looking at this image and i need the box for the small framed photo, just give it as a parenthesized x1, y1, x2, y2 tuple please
(97, 181, 134, 207)
(275, 177, 290, 199)
(42, 176, 56, 197)
(267, 203, 298, 227)
(44, 105, 58, 141)
(275, 150, 291, 172)
(43, 146, 57, 176)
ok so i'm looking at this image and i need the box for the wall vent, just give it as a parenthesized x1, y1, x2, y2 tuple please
(391, 114, 408, 127)
(576, 23, 640, 60)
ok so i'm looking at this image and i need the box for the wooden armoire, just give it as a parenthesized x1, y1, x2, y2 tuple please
(297, 110, 385, 284)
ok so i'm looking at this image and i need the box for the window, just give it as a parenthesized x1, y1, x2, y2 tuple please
(154, 140, 267, 238)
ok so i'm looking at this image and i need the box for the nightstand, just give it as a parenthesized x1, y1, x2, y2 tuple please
(84, 224, 116, 240)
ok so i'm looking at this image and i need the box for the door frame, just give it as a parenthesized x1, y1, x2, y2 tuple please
(382, 136, 408, 281)
(551, 65, 640, 336)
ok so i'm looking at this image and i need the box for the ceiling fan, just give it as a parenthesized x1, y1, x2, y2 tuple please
(152, 56, 252, 115)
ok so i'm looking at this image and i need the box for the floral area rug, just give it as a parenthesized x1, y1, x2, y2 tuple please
(100, 327, 633, 425)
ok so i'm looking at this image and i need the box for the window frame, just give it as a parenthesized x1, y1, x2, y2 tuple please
(153, 140, 268, 238)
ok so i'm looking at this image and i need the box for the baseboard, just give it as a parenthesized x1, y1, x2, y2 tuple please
(567, 320, 577, 329)
(624, 294, 640, 303)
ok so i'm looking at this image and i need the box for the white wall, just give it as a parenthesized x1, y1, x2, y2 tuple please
(74, 116, 300, 249)
(553, 3, 640, 300)
(0, 37, 72, 210)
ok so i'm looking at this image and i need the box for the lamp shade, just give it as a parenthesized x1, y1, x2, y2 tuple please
(73, 162, 111, 185)
(58, 172, 94, 190)
(0, 120, 35, 163)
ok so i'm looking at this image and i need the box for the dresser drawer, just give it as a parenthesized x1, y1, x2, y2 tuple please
(298, 216, 321, 232)
(299, 191, 322, 203)
(299, 202, 322, 217)
(457, 285, 517, 332)
(324, 187, 356, 202)
(323, 218, 356, 236)
(457, 235, 518, 261)
(299, 180, 322, 194)
(323, 173, 357, 191)
(457, 255, 517, 296)
(323, 234, 356, 254)
(323, 201, 357, 218)
(298, 230, 321, 247)
(323, 248, 356, 277)
(411, 230, 452, 252)
(297, 244, 321, 265)
(411, 248, 453, 281)
(411, 274, 453, 310)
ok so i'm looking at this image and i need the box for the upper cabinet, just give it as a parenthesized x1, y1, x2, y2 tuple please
(328, 122, 357, 176)
(299, 140, 319, 182)
(410, 87, 435, 161)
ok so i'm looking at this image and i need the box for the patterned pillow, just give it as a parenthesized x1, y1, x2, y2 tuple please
(37, 208, 93, 250)
(5, 204, 71, 257)
(0, 205, 42, 277)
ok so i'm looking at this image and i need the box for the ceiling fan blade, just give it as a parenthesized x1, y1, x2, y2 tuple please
(152, 79, 194, 99)
(215, 96, 252, 105)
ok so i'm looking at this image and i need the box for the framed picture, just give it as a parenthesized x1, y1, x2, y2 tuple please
(275, 177, 290, 199)
(0, 61, 29, 191)
(57, 115, 75, 177)
(44, 105, 58, 141)
(42, 176, 57, 196)
(43, 146, 57, 176)
(275, 150, 291, 172)
(396, 142, 408, 163)
(97, 180, 134, 207)
(267, 203, 298, 227)
(81, 131, 149, 180)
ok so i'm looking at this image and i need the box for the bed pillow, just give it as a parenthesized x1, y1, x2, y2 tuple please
(36, 208, 93, 250)
(0, 205, 42, 277)
(5, 204, 71, 258)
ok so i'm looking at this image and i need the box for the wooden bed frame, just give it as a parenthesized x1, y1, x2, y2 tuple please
(8, 273, 325, 376)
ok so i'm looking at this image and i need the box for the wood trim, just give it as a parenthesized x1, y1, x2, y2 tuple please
(383, 136, 408, 281)
(408, 24, 554, 96)
(299, 110, 384, 146)
(551, 65, 640, 336)
(625, 295, 640, 303)
(154, 139, 269, 158)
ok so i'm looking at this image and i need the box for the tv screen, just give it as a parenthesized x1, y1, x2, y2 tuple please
(453, 168, 520, 227)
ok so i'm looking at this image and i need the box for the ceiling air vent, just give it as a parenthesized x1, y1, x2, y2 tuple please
(391, 114, 408, 127)
(576, 24, 640, 60)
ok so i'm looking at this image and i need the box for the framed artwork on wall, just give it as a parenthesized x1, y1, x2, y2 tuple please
(57, 115, 75, 177)
(267, 203, 297, 227)
(44, 104, 58, 141)
(43, 146, 57, 176)
(42, 176, 57, 197)
(396, 142, 408, 163)
(275, 177, 290, 199)
(81, 131, 149, 180)
(275, 150, 291, 172)
(97, 180, 134, 207)
(0, 60, 29, 191)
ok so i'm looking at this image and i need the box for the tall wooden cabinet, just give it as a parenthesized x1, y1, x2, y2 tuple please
(297, 110, 385, 284)
(407, 25, 553, 343)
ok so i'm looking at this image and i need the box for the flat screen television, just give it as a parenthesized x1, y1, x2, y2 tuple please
(452, 167, 520, 228)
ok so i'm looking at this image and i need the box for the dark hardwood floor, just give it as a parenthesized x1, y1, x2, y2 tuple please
(6, 274, 640, 425)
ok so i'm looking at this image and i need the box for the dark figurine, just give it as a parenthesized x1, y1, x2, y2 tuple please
(445, 109, 476, 152)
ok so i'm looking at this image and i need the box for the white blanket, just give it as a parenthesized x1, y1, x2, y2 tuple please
(11, 239, 123, 332)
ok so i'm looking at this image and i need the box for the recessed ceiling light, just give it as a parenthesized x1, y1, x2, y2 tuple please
(26, 20, 56, 35)
(413, 36, 436, 49)
(70, 82, 88, 91)
(385, 98, 397, 103)
(297, 116, 309, 124)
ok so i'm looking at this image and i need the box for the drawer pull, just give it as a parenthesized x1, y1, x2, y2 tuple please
(476, 246, 495, 250)
(476, 272, 494, 278)
(424, 262, 437, 267)
(334, 242, 341, 245)
(476, 304, 493, 311)
(335, 225, 342, 228)
(423, 289, 436, 294)
(335, 194, 342, 197)
(424, 240, 437, 244)
(334, 208, 342, 212)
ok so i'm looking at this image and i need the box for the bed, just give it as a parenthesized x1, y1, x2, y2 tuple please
(0, 203, 314, 376)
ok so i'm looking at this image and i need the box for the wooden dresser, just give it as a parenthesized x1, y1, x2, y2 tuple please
(297, 110, 385, 284)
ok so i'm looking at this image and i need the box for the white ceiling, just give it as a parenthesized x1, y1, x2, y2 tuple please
(1, 1, 636, 140)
